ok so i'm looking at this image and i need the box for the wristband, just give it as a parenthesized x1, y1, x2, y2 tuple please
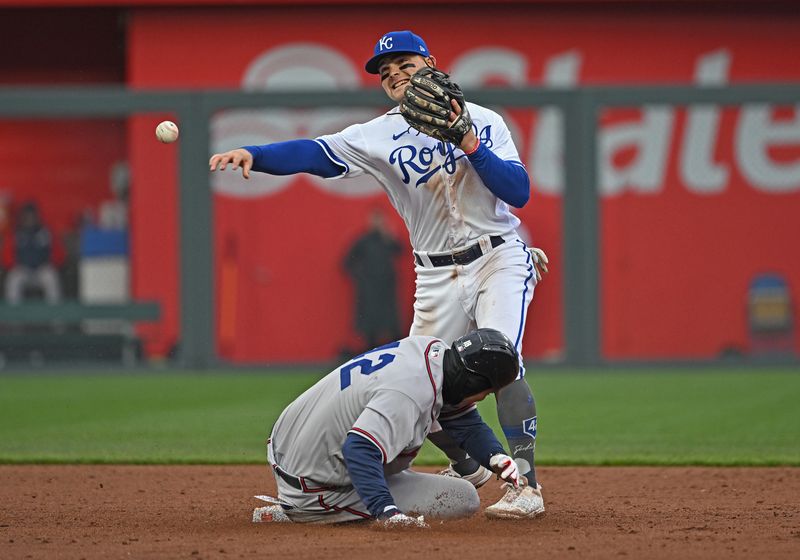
(464, 138, 481, 156)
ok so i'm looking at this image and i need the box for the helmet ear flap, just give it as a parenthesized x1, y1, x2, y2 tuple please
(446, 328, 519, 402)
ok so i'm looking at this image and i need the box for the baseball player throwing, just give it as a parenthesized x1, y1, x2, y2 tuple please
(211, 30, 547, 519)
(264, 329, 523, 524)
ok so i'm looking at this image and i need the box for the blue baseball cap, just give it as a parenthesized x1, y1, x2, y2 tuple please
(365, 30, 431, 75)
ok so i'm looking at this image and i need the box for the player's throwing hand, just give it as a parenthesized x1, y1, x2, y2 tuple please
(489, 454, 521, 488)
(209, 148, 254, 179)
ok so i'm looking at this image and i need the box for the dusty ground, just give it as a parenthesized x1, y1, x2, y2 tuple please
(1, 465, 798, 559)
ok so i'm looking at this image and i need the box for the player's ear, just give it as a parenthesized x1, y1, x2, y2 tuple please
(425, 55, 437, 68)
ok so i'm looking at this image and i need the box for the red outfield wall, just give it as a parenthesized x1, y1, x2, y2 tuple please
(124, 5, 800, 362)
(5, 4, 796, 362)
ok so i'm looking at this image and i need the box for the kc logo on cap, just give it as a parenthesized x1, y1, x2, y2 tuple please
(378, 35, 393, 51)
(365, 30, 430, 74)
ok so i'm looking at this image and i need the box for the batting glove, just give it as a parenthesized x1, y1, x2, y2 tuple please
(489, 454, 520, 488)
(377, 506, 429, 529)
(528, 247, 549, 283)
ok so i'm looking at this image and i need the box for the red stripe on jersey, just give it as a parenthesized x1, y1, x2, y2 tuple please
(438, 402, 478, 420)
(423, 339, 443, 422)
(299, 477, 333, 493)
(349, 427, 388, 464)
(398, 447, 420, 458)
(317, 495, 371, 520)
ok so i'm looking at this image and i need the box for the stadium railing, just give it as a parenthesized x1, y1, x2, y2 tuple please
(0, 301, 161, 368)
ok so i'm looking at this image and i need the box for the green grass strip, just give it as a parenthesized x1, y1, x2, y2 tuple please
(0, 368, 798, 465)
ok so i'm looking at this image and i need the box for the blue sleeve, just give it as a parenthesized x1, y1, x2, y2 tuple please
(242, 139, 344, 178)
(342, 433, 397, 518)
(466, 141, 530, 208)
(439, 408, 506, 469)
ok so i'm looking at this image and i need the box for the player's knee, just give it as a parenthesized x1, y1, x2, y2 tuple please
(430, 478, 479, 519)
(451, 479, 480, 518)
(463, 484, 480, 516)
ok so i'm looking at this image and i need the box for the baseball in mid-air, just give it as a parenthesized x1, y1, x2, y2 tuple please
(155, 120, 180, 143)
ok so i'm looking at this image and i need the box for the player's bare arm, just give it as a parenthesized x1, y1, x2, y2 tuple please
(209, 148, 253, 179)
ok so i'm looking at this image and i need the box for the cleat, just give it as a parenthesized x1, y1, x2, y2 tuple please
(485, 483, 545, 520)
(438, 463, 493, 489)
(252, 505, 291, 523)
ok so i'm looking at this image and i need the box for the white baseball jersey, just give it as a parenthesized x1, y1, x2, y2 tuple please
(316, 102, 523, 253)
(269, 336, 447, 487)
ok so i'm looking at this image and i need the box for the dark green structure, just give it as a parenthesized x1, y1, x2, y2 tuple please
(2, 84, 798, 367)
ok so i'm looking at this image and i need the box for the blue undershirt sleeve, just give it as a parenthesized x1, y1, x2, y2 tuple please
(439, 408, 506, 469)
(342, 433, 397, 518)
(242, 139, 344, 178)
(466, 141, 530, 208)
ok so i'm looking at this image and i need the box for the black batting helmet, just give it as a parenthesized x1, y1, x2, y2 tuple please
(442, 328, 520, 405)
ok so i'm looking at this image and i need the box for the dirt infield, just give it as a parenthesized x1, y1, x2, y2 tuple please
(1, 465, 798, 559)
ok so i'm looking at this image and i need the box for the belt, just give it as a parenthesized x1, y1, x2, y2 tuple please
(415, 235, 505, 267)
(269, 436, 333, 492)
(273, 465, 303, 490)
(268, 438, 304, 491)
(272, 464, 334, 493)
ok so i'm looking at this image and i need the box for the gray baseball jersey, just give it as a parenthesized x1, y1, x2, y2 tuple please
(269, 336, 446, 487)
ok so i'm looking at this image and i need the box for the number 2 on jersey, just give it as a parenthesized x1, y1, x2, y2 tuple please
(339, 341, 400, 390)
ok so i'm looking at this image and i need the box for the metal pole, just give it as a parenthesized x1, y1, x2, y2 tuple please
(177, 96, 215, 368)
(562, 92, 601, 366)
